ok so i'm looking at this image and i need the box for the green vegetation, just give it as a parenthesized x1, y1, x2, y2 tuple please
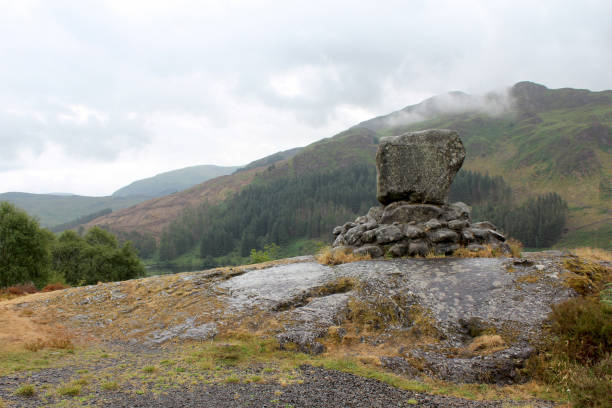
(527, 257, 612, 407)
(50, 208, 112, 233)
(52, 227, 144, 286)
(555, 224, 612, 251)
(475, 192, 568, 248)
(249, 243, 280, 263)
(0, 202, 144, 290)
(159, 163, 377, 261)
(153, 165, 569, 267)
(14, 384, 35, 397)
(0, 202, 53, 288)
(0, 192, 147, 228)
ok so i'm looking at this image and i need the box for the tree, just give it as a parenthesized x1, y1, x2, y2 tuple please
(52, 227, 145, 286)
(0, 202, 53, 288)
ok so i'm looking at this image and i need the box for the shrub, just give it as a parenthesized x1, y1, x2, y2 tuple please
(41, 282, 69, 292)
(549, 297, 612, 365)
(7, 283, 38, 295)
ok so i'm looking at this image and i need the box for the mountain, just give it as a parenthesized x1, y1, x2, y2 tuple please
(86, 82, 611, 255)
(112, 164, 241, 198)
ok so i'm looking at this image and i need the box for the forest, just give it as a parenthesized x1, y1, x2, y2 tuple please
(153, 167, 568, 265)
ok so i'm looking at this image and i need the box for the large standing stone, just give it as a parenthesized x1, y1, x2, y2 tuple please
(376, 129, 465, 205)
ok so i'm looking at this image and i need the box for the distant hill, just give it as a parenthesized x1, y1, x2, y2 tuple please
(112, 164, 241, 198)
(0, 192, 149, 228)
(87, 81, 611, 254)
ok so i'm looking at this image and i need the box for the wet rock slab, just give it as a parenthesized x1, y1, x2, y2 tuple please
(218, 254, 573, 383)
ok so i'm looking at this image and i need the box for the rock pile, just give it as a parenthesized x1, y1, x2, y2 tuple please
(332, 129, 509, 257)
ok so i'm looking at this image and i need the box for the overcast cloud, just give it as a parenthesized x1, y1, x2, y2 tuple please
(1, 0, 611, 196)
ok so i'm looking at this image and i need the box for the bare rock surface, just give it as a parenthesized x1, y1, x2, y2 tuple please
(1, 252, 575, 396)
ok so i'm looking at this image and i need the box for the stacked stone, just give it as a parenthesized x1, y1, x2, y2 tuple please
(331, 129, 508, 258)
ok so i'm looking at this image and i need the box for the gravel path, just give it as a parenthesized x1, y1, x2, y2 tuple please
(1, 365, 554, 408)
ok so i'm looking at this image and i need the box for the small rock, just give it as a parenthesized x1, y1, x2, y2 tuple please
(332, 226, 344, 236)
(489, 229, 506, 242)
(361, 229, 377, 243)
(428, 228, 459, 243)
(423, 219, 442, 231)
(389, 243, 408, 257)
(408, 240, 430, 256)
(473, 221, 497, 230)
(435, 243, 459, 255)
(355, 215, 368, 224)
(404, 225, 425, 239)
(380, 202, 444, 224)
(354, 245, 384, 258)
(333, 234, 347, 247)
(461, 229, 475, 242)
(367, 206, 384, 223)
(345, 225, 367, 245)
(374, 225, 404, 244)
(468, 244, 486, 252)
(448, 219, 470, 230)
(444, 202, 471, 221)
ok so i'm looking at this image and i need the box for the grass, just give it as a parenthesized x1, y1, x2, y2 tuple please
(57, 383, 81, 396)
(24, 335, 74, 352)
(571, 247, 612, 262)
(315, 246, 371, 265)
(101, 381, 119, 391)
(14, 384, 35, 397)
(0, 331, 567, 405)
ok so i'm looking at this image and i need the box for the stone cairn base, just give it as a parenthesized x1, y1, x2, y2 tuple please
(331, 129, 508, 258)
(332, 201, 509, 258)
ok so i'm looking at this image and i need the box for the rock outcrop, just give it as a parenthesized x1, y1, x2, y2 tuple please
(333, 129, 507, 257)
(376, 129, 465, 205)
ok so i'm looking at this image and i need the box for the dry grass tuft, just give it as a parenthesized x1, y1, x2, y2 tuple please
(316, 246, 371, 265)
(452, 245, 507, 258)
(23, 334, 74, 352)
(467, 335, 506, 355)
(570, 247, 612, 262)
(507, 239, 523, 258)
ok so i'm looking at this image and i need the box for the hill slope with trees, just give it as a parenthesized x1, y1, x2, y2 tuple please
(86, 81, 611, 264)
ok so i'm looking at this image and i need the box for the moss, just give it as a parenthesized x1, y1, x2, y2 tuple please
(563, 256, 612, 295)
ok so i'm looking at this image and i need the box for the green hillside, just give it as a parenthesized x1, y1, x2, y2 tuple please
(359, 81, 611, 247)
(112, 164, 241, 198)
(0, 193, 149, 228)
(146, 81, 610, 269)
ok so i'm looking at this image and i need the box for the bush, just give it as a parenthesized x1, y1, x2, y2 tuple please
(529, 272, 612, 407)
(549, 297, 612, 365)
(52, 227, 145, 286)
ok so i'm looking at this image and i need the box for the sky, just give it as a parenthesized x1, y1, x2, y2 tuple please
(1, 0, 611, 196)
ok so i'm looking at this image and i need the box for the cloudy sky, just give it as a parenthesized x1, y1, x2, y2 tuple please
(1, 0, 611, 196)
